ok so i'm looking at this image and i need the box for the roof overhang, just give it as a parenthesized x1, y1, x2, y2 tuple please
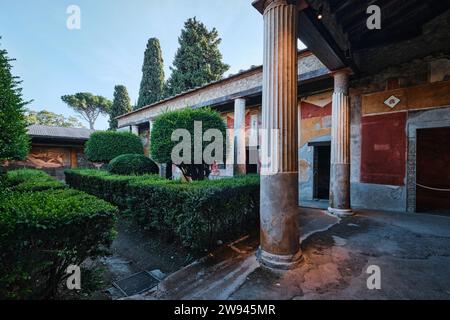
(252, 0, 353, 72)
(253, 0, 450, 75)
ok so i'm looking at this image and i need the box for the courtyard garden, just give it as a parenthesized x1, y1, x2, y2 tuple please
(0, 104, 260, 299)
(0, 38, 260, 299)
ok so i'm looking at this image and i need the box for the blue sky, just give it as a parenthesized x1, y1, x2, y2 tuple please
(0, 0, 272, 129)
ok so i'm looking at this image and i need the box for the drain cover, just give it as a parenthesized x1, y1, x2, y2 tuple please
(113, 271, 159, 297)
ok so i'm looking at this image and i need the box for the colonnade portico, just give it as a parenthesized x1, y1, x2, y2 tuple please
(254, 0, 353, 270)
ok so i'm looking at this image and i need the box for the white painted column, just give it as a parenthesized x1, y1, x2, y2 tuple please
(259, 0, 302, 270)
(234, 98, 247, 175)
(329, 70, 353, 217)
(148, 120, 153, 148)
(131, 125, 139, 135)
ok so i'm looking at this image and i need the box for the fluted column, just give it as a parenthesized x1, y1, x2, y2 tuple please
(329, 70, 353, 216)
(234, 98, 247, 175)
(259, 0, 302, 270)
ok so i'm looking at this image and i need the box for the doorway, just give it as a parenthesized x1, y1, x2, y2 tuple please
(313, 144, 331, 200)
(416, 127, 450, 214)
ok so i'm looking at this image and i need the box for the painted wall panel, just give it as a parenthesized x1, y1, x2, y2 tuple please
(362, 80, 450, 115)
(361, 112, 407, 186)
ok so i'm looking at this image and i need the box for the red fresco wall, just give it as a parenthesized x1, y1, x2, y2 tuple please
(360, 112, 407, 186)
(300, 101, 332, 119)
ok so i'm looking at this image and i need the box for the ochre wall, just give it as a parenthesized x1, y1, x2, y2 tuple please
(299, 91, 332, 146)
(362, 80, 450, 116)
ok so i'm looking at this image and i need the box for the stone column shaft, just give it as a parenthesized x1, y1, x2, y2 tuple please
(329, 71, 352, 216)
(234, 98, 247, 175)
(131, 125, 139, 136)
(259, 0, 302, 270)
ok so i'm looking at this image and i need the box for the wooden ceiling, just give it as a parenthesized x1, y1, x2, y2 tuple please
(299, 0, 450, 71)
(327, 0, 450, 50)
(253, 0, 450, 72)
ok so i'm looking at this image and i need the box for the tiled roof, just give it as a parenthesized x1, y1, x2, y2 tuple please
(116, 49, 312, 120)
(27, 125, 94, 140)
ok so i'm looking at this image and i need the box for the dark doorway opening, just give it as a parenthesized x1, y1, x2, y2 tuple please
(246, 147, 258, 174)
(416, 127, 450, 214)
(313, 145, 331, 200)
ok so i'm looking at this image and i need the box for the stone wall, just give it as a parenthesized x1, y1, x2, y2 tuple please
(349, 54, 450, 212)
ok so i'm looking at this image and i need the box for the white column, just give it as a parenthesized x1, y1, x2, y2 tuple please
(329, 70, 353, 217)
(131, 125, 139, 135)
(148, 120, 153, 148)
(234, 98, 247, 175)
(259, 0, 302, 270)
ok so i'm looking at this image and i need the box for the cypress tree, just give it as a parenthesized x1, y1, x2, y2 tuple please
(0, 39, 30, 162)
(136, 38, 165, 109)
(166, 17, 229, 97)
(109, 85, 132, 130)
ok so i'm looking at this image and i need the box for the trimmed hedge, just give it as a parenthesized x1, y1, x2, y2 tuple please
(65, 169, 260, 253)
(6, 169, 66, 192)
(64, 169, 164, 208)
(109, 154, 159, 176)
(85, 131, 144, 163)
(0, 189, 117, 299)
(128, 175, 260, 252)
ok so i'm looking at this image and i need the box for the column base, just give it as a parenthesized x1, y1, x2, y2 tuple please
(328, 207, 354, 217)
(233, 164, 247, 176)
(257, 247, 303, 270)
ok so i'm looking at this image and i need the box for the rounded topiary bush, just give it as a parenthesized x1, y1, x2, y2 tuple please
(108, 154, 159, 175)
(85, 131, 144, 163)
(150, 107, 227, 181)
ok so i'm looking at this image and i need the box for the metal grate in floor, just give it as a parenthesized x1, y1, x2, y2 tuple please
(113, 271, 160, 297)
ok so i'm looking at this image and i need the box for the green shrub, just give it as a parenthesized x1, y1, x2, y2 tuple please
(65, 169, 259, 253)
(6, 169, 66, 192)
(109, 154, 159, 176)
(64, 169, 164, 208)
(0, 166, 8, 198)
(0, 189, 117, 299)
(85, 131, 144, 163)
(128, 175, 260, 251)
(6, 168, 50, 185)
(150, 107, 227, 180)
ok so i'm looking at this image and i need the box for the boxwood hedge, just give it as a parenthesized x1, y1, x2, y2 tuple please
(0, 189, 117, 299)
(64, 169, 164, 208)
(109, 154, 159, 176)
(65, 169, 260, 253)
(6, 169, 66, 192)
(85, 131, 144, 163)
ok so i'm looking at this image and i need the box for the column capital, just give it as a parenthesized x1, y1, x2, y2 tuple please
(234, 97, 247, 103)
(330, 67, 353, 78)
(333, 69, 351, 95)
(253, 0, 301, 14)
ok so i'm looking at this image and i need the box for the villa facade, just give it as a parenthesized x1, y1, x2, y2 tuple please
(116, 0, 450, 269)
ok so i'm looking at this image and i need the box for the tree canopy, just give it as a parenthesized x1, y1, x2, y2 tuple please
(0, 39, 29, 161)
(136, 38, 165, 109)
(25, 109, 84, 128)
(166, 18, 229, 97)
(109, 85, 132, 130)
(61, 93, 112, 130)
(150, 107, 227, 181)
(85, 131, 144, 163)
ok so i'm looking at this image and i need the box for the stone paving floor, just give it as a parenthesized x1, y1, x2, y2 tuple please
(127, 208, 450, 300)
